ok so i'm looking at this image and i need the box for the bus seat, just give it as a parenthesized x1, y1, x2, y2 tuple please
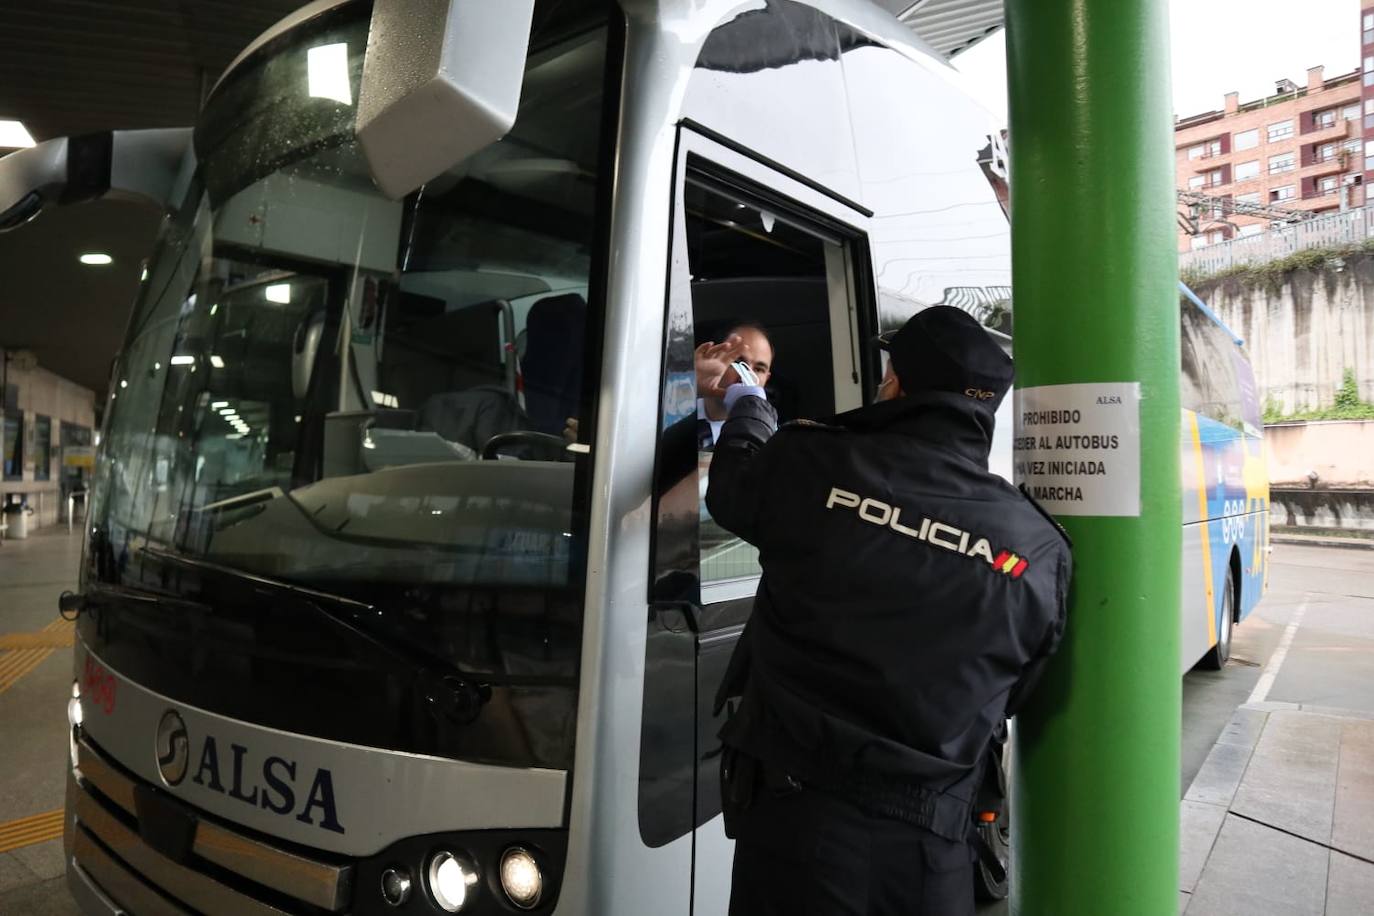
(521, 293, 586, 436)
(418, 385, 525, 454)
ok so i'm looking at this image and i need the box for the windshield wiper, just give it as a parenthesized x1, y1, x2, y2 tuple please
(134, 548, 495, 726)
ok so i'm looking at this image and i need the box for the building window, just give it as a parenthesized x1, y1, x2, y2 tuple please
(1366, 138, 1374, 171)
(1346, 137, 1364, 155)
(1268, 152, 1296, 174)
(1206, 167, 1226, 186)
(1267, 120, 1293, 142)
(1345, 103, 1361, 121)
(2, 414, 22, 481)
(1235, 192, 1261, 206)
(1234, 129, 1258, 151)
(1316, 142, 1337, 162)
(1313, 108, 1338, 130)
(1234, 160, 1260, 181)
(1188, 174, 1205, 190)
(1270, 185, 1296, 202)
(34, 415, 51, 482)
(1366, 55, 1374, 85)
(1237, 224, 1264, 237)
(1319, 175, 1339, 194)
(1187, 138, 1222, 159)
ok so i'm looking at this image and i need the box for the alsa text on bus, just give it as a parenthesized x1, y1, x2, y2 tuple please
(190, 735, 345, 834)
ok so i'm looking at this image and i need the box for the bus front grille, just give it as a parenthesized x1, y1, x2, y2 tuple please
(69, 735, 353, 914)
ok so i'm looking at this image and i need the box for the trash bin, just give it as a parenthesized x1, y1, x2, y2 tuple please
(4, 503, 31, 540)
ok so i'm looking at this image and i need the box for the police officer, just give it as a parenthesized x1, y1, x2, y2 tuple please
(706, 305, 1072, 916)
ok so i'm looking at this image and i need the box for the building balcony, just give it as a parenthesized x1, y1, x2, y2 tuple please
(1298, 155, 1352, 179)
(1298, 119, 1350, 142)
(1300, 186, 1342, 202)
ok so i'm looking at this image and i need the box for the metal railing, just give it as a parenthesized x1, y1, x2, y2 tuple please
(1181, 206, 1374, 275)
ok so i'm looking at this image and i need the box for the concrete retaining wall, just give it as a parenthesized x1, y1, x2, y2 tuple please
(1193, 255, 1374, 414)
(1265, 420, 1374, 489)
(1271, 488, 1374, 535)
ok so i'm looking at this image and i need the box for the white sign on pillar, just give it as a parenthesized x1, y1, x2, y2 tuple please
(1013, 382, 1142, 517)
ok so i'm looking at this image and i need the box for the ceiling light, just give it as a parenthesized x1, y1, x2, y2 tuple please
(211, 401, 229, 409)
(169, 355, 196, 366)
(210, 355, 225, 369)
(0, 119, 35, 149)
(307, 43, 353, 105)
(79, 253, 113, 266)
(264, 284, 292, 304)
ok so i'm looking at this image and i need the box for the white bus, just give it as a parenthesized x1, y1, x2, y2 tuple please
(48, 1, 1021, 913)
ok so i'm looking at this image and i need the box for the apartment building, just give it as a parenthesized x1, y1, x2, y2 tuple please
(1175, 65, 1364, 253)
(1364, 4, 1374, 189)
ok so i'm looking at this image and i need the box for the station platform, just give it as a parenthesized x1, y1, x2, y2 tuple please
(1181, 703, 1374, 915)
(0, 525, 81, 914)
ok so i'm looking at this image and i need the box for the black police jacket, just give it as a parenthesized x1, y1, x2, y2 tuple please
(706, 390, 1071, 804)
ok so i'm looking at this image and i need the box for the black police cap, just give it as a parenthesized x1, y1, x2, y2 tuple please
(875, 305, 1013, 410)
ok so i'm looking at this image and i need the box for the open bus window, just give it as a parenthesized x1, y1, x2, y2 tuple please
(680, 178, 862, 594)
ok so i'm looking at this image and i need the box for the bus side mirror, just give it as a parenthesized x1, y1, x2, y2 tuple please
(356, 0, 537, 200)
(0, 129, 190, 232)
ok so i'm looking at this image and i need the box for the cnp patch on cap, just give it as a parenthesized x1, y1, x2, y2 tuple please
(876, 306, 1013, 410)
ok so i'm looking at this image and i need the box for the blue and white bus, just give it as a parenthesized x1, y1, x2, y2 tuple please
(1178, 281, 1270, 671)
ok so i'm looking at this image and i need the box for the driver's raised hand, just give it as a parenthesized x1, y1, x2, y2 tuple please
(695, 334, 746, 400)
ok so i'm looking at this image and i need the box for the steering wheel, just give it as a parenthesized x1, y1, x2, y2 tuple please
(480, 431, 571, 462)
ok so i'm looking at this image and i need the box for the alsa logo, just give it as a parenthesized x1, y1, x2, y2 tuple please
(187, 734, 346, 835)
(826, 487, 1030, 579)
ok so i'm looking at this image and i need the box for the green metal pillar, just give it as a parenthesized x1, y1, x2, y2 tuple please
(1005, 1, 1181, 914)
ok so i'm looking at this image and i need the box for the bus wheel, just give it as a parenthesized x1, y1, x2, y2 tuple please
(1200, 568, 1235, 671)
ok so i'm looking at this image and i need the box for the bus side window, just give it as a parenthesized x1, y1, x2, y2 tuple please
(1180, 298, 1246, 431)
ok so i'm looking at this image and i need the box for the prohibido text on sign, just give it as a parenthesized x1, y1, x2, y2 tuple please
(1013, 382, 1141, 517)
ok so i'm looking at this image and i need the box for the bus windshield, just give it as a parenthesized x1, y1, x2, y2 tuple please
(84, 0, 616, 769)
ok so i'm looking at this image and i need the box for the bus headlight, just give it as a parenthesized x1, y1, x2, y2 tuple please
(67, 680, 83, 769)
(379, 867, 412, 906)
(427, 851, 479, 912)
(500, 846, 543, 909)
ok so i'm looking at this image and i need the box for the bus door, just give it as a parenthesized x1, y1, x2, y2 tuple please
(643, 126, 871, 913)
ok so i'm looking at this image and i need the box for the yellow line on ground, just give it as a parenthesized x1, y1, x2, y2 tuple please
(0, 647, 47, 681)
(0, 631, 75, 650)
(0, 809, 65, 854)
(0, 648, 53, 692)
(0, 618, 74, 691)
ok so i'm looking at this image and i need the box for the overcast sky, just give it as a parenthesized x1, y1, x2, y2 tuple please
(954, 0, 1360, 124)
